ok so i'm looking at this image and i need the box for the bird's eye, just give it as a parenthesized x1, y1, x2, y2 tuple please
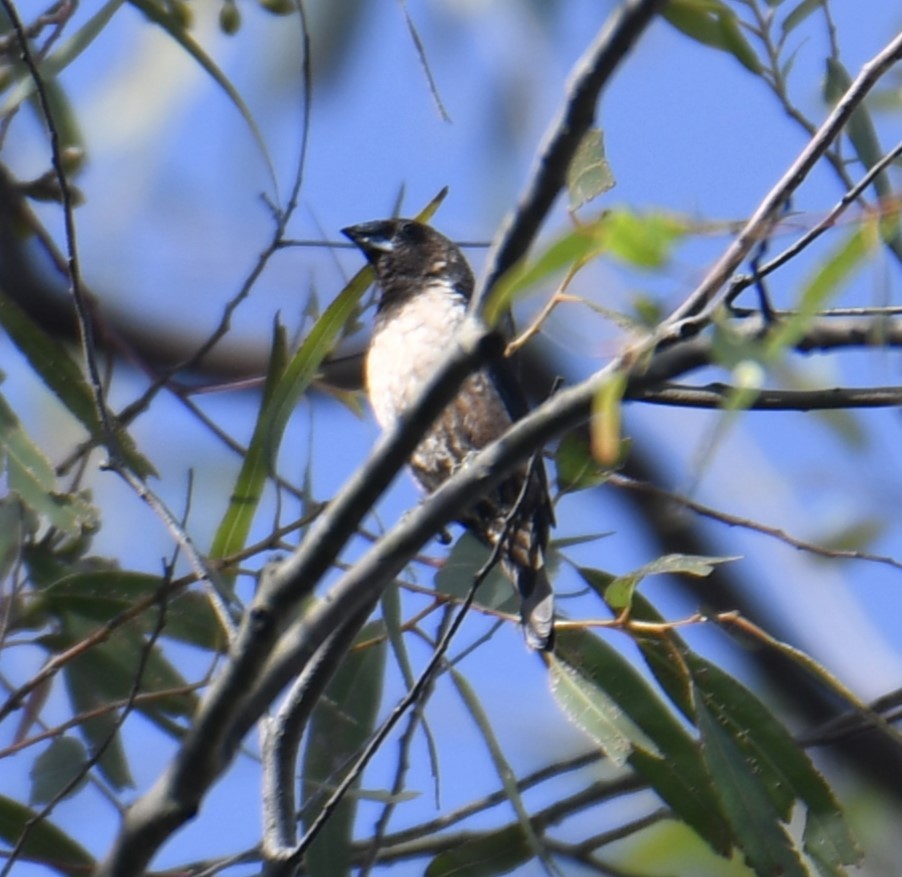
(400, 221, 426, 244)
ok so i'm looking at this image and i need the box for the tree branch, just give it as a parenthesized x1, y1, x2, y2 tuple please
(666, 28, 902, 329)
(474, 0, 665, 311)
(628, 382, 902, 410)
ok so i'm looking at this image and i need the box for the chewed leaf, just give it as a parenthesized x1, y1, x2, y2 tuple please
(567, 128, 615, 210)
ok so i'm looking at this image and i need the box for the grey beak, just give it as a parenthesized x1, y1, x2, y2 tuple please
(342, 221, 396, 255)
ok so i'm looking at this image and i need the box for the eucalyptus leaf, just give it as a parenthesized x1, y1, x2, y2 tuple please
(0, 795, 95, 876)
(567, 128, 615, 210)
(30, 736, 88, 805)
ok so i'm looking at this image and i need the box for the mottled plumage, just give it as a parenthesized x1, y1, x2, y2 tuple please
(342, 219, 555, 650)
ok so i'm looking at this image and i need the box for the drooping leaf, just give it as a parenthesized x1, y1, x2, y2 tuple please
(0, 795, 95, 877)
(781, 0, 824, 38)
(53, 610, 196, 788)
(694, 692, 809, 877)
(766, 226, 873, 355)
(823, 58, 889, 198)
(663, 0, 762, 73)
(29, 736, 88, 805)
(690, 657, 860, 872)
(552, 628, 733, 854)
(0, 394, 97, 538)
(0, 495, 29, 583)
(634, 597, 859, 874)
(0, 292, 155, 478)
(130, 0, 279, 194)
(450, 670, 549, 867)
(0, 0, 126, 117)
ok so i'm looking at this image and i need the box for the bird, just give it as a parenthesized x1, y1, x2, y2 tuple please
(342, 218, 555, 650)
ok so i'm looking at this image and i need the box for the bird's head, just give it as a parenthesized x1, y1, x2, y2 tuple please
(342, 219, 474, 306)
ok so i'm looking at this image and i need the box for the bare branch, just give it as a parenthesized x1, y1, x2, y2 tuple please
(727, 138, 902, 303)
(667, 29, 902, 328)
(628, 382, 902, 411)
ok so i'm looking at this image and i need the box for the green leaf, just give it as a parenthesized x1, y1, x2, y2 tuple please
(0, 394, 97, 537)
(781, 0, 823, 38)
(0, 291, 155, 478)
(434, 531, 515, 613)
(486, 210, 687, 325)
(55, 611, 196, 787)
(694, 693, 809, 877)
(30, 736, 88, 805)
(635, 599, 858, 875)
(590, 370, 627, 467)
(553, 628, 733, 854)
(567, 128, 615, 210)
(0, 795, 95, 877)
(662, 0, 762, 74)
(604, 553, 740, 612)
(552, 629, 663, 765)
(485, 223, 605, 325)
(824, 58, 889, 198)
(210, 189, 448, 560)
(601, 211, 687, 269)
(554, 432, 612, 493)
(690, 657, 859, 871)
(426, 823, 533, 877)
(32, 569, 225, 651)
(0, 496, 30, 583)
(766, 226, 873, 355)
(302, 623, 387, 877)
(209, 325, 290, 560)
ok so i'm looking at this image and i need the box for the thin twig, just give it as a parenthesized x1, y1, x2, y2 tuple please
(666, 28, 902, 328)
(608, 473, 902, 574)
(727, 138, 902, 303)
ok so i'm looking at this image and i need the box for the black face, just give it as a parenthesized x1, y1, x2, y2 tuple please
(342, 219, 474, 302)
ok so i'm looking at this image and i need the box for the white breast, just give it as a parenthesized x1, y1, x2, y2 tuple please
(365, 282, 468, 429)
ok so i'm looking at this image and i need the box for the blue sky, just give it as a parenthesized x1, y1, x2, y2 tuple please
(3, 1, 902, 873)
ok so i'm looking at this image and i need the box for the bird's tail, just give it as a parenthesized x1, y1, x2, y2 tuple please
(513, 563, 555, 651)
